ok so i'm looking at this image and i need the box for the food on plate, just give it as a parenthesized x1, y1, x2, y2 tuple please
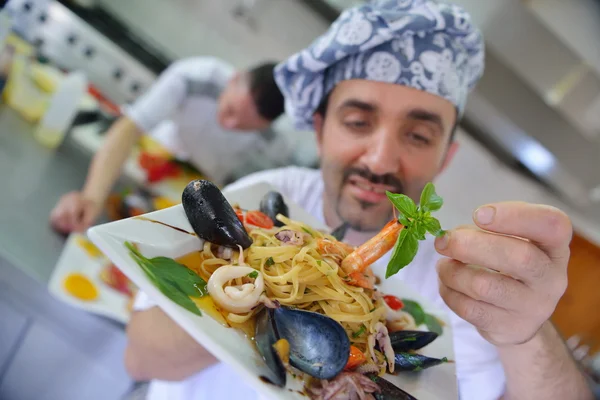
(125, 180, 449, 399)
(75, 235, 104, 258)
(259, 190, 289, 227)
(63, 272, 99, 301)
(99, 263, 137, 298)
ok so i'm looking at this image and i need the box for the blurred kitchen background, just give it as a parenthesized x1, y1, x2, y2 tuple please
(0, 0, 599, 399)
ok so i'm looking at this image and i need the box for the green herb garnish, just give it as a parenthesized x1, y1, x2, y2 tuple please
(401, 298, 444, 334)
(424, 313, 444, 335)
(265, 257, 275, 266)
(352, 324, 367, 338)
(385, 182, 445, 278)
(401, 299, 426, 326)
(247, 271, 259, 279)
(125, 242, 207, 316)
(316, 260, 322, 266)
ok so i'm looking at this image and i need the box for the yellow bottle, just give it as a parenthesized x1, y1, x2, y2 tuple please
(34, 70, 87, 149)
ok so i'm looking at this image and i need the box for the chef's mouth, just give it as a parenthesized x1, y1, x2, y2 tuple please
(344, 175, 403, 205)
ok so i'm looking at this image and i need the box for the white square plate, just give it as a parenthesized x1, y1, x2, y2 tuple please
(88, 181, 457, 399)
(48, 233, 131, 324)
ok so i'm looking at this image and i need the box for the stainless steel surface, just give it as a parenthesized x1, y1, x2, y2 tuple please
(9, 0, 158, 105)
(0, 106, 98, 283)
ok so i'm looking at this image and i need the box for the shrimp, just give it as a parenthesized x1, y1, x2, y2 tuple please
(346, 267, 376, 290)
(341, 220, 403, 274)
(316, 238, 355, 259)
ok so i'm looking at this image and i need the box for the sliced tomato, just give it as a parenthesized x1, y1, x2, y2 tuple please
(344, 345, 367, 371)
(383, 295, 404, 311)
(245, 210, 274, 229)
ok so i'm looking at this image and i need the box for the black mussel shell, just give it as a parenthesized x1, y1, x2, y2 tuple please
(182, 180, 252, 249)
(330, 222, 350, 241)
(388, 330, 438, 353)
(370, 375, 418, 400)
(272, 307, 350, 380)
(255, 308, 286, 387)
(259, 191, 289, 227)
(394, 352, 448, 372)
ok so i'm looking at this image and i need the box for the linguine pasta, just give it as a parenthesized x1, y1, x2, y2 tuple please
(185, 215, 417, 374)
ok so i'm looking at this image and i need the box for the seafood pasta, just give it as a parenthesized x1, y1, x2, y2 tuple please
(196, 213, 403, 376)
(130, 180, 448, 400)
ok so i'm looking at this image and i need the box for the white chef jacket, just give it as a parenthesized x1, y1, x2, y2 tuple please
(122, 56, 272, 186)
(133, 166, 507, 400)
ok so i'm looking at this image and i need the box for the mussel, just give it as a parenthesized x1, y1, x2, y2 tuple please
(370, 375, 418, 400)
(182, 180, 252, 249)
(388, 330, 439, 353)
(330, 221, 350, 241)
(259, 191, 289, 227)
(255, 306, 350, 385)
(255, 308, 287, 387)
(393, 352, 448, 372)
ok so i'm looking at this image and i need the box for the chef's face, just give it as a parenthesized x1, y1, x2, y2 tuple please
(314, 80, 458, 233)
(217, 72, 270, 131)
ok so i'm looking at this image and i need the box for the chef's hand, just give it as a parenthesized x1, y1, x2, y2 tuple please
(50, 191, 102, 234)
(434, 202, 571, 346)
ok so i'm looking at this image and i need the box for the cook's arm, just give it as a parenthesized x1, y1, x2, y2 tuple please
(81, 117, 141, 205)
(82, 61, 189, 205)
(498, 321, 593, 400)
(124, 306, 217, 381)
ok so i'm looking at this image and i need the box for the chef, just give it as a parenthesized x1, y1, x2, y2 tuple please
(123, 1, 594, 399)
(50, 57, 284, 234)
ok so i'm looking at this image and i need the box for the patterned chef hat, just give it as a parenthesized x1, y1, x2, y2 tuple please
(274, 0, 485, 130)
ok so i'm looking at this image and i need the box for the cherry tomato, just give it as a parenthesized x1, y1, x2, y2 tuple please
(235, 208, 244, 223)
(383, 295, 404, 311)
(344, 345, 367, 371)
(245, 210, 274, 229)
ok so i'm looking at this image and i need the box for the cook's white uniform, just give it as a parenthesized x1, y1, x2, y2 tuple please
(122, 56, 273, 186)
(133, 166, 507, 400)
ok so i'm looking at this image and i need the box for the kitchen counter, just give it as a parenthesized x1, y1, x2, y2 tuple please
(0, 106, 109, 283)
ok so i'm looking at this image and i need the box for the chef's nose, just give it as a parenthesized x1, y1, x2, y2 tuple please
(361, 127, 402, 176)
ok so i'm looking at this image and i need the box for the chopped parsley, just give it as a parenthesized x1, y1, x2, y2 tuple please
(352, 324, 367, 338)
(247, 271, 258, 279)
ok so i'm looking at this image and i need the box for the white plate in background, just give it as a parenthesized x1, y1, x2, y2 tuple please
(48, 233, 132, 324)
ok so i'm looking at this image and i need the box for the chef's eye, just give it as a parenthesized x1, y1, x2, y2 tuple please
(407, 132, 431, 146)
(344, 120, 370, 131)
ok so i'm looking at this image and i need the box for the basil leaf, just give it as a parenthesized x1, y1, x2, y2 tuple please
(397, 213, 411, 227)
(159, 281, 203, 316)
(413, 221, 427, 240)
(419, 183, 434, 210)
(420, 182, 443, 212)
(150, 257, 207, 297)
(423, 217, 445, 237)
(424, 313, 444, 335)
(401, 299, 426, 326)
(125, 242, 204, 315)
(386, 191, 417, 218)
(385, 229, 419, 278)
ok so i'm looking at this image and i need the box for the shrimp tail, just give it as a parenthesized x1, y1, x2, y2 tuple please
(341, 220, 403, 274)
